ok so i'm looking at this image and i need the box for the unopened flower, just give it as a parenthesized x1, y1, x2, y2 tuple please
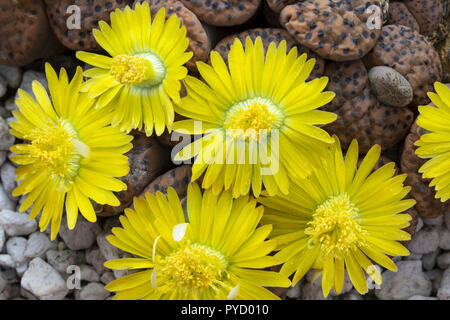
(258, 136, 416, 297)
(104, 184, 290, 300)
(9, 64, 132, 239)
(415, 82, 450, 202)
(173, 37, 336, 198)
(76, 2, 192, 136)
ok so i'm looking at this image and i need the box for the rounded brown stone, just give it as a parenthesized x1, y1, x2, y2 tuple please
(366, 24, 442, 105)
(213, 28, 325, 80)
(368, 66, 414, 107)
(266, 0, 297, 14)
(180, 0, 262, 27)
(134, 0, 211, 71)
(98, 130, 171, 217)
(387, 2, 420, 32)
(403, 0, 443, 35)
(323, 59, 414, 153)
(139, 164, 192, 199)
(400, 122, 447, 219)
(45, 0, 133, 52)
(280, 0, 382, 61)
(0, 0, 63, 66)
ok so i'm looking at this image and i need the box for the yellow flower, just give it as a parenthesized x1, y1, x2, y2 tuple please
(415, 82, 450, 202)
(173, 37, 337, 198)
(258, 136, 416, 297)
(76, 2, 192, 136)
(9, 64, 133, 240)
(104, 184, 290, 300)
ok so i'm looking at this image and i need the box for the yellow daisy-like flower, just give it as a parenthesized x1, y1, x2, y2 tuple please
(258, 136, 416, 297)
(173, 37, 337, 198)
(104, 184, 290, 300)
(76, 2, 192, 136)
(415, 82, 450, 202)
(9, 64, 133, 240)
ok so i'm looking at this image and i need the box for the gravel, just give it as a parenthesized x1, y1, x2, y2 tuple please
(0, 210, 37, 237)
(408, 226, 440, 254)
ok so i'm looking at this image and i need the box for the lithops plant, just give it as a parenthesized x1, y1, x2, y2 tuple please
(403, 0, 443, 35)
(99, 131, 171, 217)
(368, 66, 414, 107)
(280, 0, 383, 61)
(400, 122, 448, 218)
(138, 165, 192, 198)
(180, 0, 262, 26)
(366, 24, 443, 105)
(134, 0, 211, 71)
(44, 0, 133, 51)
(212, 27, 325, 80)
(387, 2, 420, 32)
(323, 59, 414, 153)
(0, 0, 62, 66)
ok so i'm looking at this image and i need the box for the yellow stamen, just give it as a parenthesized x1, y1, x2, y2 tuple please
(157, 242, 228, 291)
(110, 54, 155, 86)
(305, 193, 366, 258)
(224, 99, 279, 141)
(27, 120, 88, 190)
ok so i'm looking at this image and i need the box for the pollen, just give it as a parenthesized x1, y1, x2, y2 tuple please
(27, 120, 88, 189)
(224, 99, 279, 141)
(110, 54, 155, 86)
(157, 243, 228, 291)
(305, 193, 366, 258)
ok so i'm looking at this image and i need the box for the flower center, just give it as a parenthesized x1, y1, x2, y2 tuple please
(305, 193, 365, 258)
(110, 53, 166, 87)
(27, 120, 89, 191)
(224, 98, 282, 141)
(157, 243, 228, 290)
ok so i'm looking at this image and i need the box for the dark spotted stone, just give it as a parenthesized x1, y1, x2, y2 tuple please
(403, 0, 443, 35)
(323, 59, 414, 153)
(366, 25, 442, 105)
(387, 2, 420, 32)
(212, 28, 325, 80)
(134, 0, 211, 71)
(180, 0, 262, 26)
(400, 122, 447, 219)
(139, 164, 192, 199)
(99, 130, 171, 217)
(0, 0, 62, 66)
(280, 0, 382, 61)
(45, 0, 134, 51)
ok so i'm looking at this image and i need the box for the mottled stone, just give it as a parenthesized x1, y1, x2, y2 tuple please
(368, 66, 413, 107)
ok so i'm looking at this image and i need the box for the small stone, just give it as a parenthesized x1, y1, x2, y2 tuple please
(437, 267, 450, 300)
(1, 162, 17, 201)
(368, 66, 414, 107)
(422, 250, 440, 270)
(445, 211, 450, 230)
(437, 252, 450, 270)
(21, 257, 68, 300)
(80, 265, 100, 283)
(0, 209, 37, 237)
(45, 249, 77, 275)
(0, 75, 6, 99)
(0, 226, 4, 251)
(342, 289, 365, 300)
(86, 247, 107, 274)
(79, 282, 109, 300)
(97, 232, 129, 279)
(100, 272, 115, 286)
(0, 65, 22, 88)
(408, 295, 437, 300)
(6, 237, 27, 266)
(59, 216, 101, 250)
(286, 282, 301, 299)
(0, 117, 15, 151)
(4, 97, 16, 112)
(0, 184, 15, 210)
(439, 228, 450, 250)
(375, 260, 432, 300)
(424, 215, 444, 227)
(416, 217, 424, 233)
(0, 151, 7, 168)
(0, 272, 6, 294)
(408, 226, 440, 254)
(425, 269, 443, 293)
(24, 232, 57, 259)
(0, 254, 15, 268)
